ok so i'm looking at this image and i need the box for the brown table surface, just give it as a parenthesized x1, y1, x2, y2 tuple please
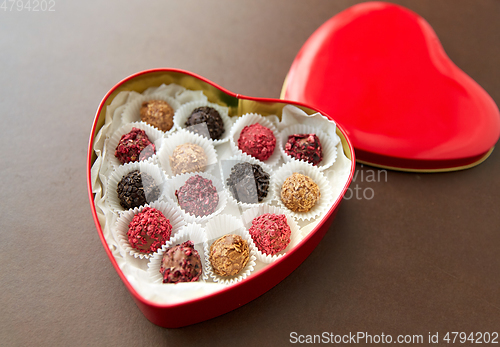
(1, 0, 499, 345)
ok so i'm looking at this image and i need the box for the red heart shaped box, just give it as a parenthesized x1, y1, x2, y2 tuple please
(283, 2, 500, 172)
(87, 68, 355, 328)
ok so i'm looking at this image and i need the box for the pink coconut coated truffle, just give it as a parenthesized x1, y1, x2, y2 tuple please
(175, 175, 219, 217)
(248, 213, 291, 256)
(127, 207, 172, 253)
(237, 123, 276, 161)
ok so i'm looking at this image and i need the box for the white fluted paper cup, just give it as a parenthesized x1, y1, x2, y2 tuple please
(106, 161, 166, 213)
(204, 214, 257, 285)
(219, 153, 274, 208)
(106, 122, 163, 168)
(147, 223, 208, 283)
(279, 124, 337, 171)
(174, 100, 232, 145)
(163, 172, 227, 224)
(241, 205, 302, 263)
(157, 131, 218, 177)
(114, 200, 186, 259)
(121, 93, 181, 134)
(272, 161, 333, 221)
(229, 113, 281, 167)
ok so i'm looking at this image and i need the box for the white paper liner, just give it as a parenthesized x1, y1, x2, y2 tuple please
(147, 223, 209, 283)
(279, 124, 337, 171)
(174, 100, 232, 145)
(204, 214, 257, 285)
(163, 172, 228, 224)
(272, 161, 333, 221)
(229, 113, 282, 167)
(106, 161, 167, 213)
(157, 131, 218, 177)
(114, 200, 186, 259)
(142, 83, 208, 105)
(241, 205, 302, 264)
(105, 122, 164, 169)
(121, 93, 181, 135)
(90, 87, 353, 305)
(219, 153, 275, 209)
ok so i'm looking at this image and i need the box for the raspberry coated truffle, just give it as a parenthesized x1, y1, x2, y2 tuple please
(140, 100, 175, 132)
(175, 175, 219, 217)
(169, 143, 207, 176)
(159, 241, 202, 283)
(127, 207, 172, 253)
(237, 123, 276, 161)
(226, 162, 270, 204)
(209, 234, 249, 277)
(185, 106, 225, 140)
(249, 213, 291, 256)
(117, 170, 161, 210)
(285, 133, 323, 166)
(115, 127, 155, 164)
(281, 173, 321, 212)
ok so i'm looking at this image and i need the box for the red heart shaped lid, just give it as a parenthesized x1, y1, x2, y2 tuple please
(283, 1, 500, 171)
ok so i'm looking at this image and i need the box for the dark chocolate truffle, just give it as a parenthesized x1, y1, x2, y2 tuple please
(209, 234, 249, 277)
(117, 170, 161, 210)
(285, 133, 323, 166)
(249, 213, 291, 256)
(169, 143, 207, 176)
(159, 241, 202, 283)
(281, 173, 320, 212)
(140, 100, 174, 132)
(226, 162, 270, 203)
(127, 207, 172, 253)
(175, 175, 219, 217)
(115, 127, 155, 164)
(185, 106, 225, 140)
(237, 123, 276, 161)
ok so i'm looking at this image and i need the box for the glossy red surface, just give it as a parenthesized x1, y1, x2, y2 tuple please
(87, 68, 355, 328)
(284, 2, 500, 171)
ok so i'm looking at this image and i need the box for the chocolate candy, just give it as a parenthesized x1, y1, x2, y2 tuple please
(237, 123, 276, 161)
(169, 143, 207, 176)
(117, 170, 161, 210)
(249, 213, 291, 256)
(175, 175, 219, 217)
(281, 173, 320, 212)
(185, 106, 225, 140)
(226, 162, 270, 204)
(115, 127, 155, 164)
(140, 100, 174, 132)
(285, 133, 323, 166)
(159, 241, 202, 283)
(127, 207, 172, 253)
(209, 234, 249, 277)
